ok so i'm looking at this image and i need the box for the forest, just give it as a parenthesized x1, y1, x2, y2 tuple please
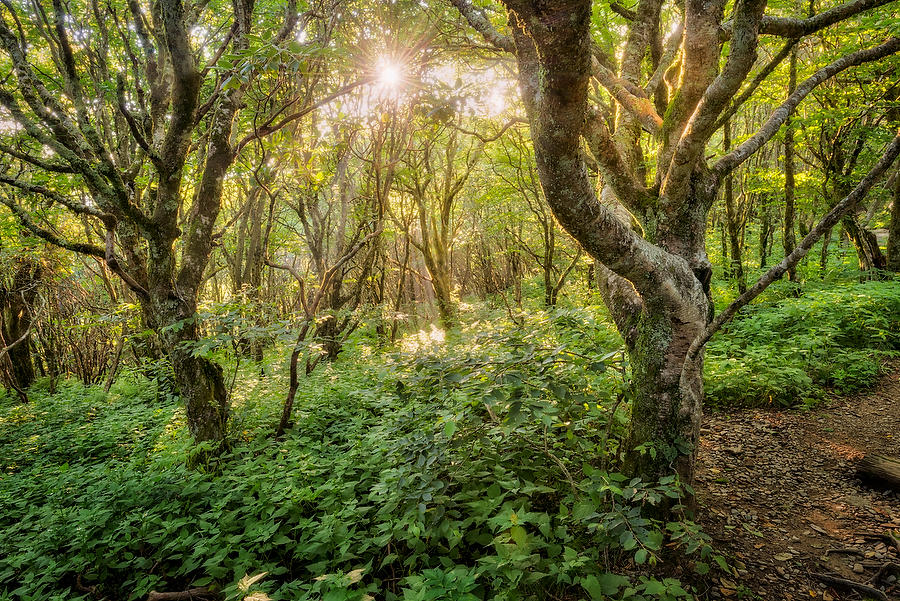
(0, 0, 899, 599)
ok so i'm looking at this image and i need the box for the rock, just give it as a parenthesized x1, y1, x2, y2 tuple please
(853, 563, 865, 574)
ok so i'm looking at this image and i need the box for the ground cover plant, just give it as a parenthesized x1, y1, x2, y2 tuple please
(3, 278, 899, 601)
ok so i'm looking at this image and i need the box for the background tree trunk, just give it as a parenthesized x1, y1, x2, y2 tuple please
(888, 170, 900, 272)
(0, 259, 41, 392)
(783, 49, 798, 282)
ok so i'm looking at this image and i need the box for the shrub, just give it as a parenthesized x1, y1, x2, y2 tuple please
(704, 280, 900, 407)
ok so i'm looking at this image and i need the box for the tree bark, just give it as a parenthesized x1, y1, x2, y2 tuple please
(0, 259, 41, 392)
(843, 213, 887, 273)
(783, 48, 798, 281)
(888, 170, 900, 272)
(858, 454, 900, 490)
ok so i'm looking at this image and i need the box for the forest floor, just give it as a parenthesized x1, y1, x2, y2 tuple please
(695, 360, 900, 600)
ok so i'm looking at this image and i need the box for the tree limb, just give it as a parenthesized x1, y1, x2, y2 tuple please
(610, 1, 637, 20)
(448, 0, 514, 52)
(583, 109, 655, 214)
(0, 143, 75, 173)
(235, 78, 372, 153)
(714, 37, 900, 178)
(644, 22, 683, 97)
(759, 0, 897, 37)
(592, 58, 663, 133)
(712, 37, 799, 133)
(689, 131, 900, 361)
(0, 176, 113, 223)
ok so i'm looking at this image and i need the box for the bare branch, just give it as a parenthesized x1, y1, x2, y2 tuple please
(661, 0, 766, 203)
(453, 118, 526, 143)
(691, 131, 900, 360)
(235, 78, 372, 153)
(712, 37, 799, 133)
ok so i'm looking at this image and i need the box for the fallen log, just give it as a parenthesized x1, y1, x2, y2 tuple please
(857, 454, 900, 490)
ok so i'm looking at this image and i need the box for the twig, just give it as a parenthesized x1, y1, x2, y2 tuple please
(811, 572, 888, 601)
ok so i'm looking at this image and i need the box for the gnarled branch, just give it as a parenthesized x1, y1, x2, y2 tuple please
(759, 0, 896, 37)
(690, 131, 900, 360)
(714, 36, 900, 177)
(449, 0, 514, 52)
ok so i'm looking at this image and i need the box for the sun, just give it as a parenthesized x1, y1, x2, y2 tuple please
(376, 58, 403, 90)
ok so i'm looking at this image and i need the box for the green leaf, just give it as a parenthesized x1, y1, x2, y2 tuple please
(443, 420, 457, 438)
(641, 579, 667, 595)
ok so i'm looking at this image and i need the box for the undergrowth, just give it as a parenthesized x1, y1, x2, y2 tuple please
(0, 312, 712, 601)
(1, 279, 897, 600)
(705, 279, 900, 408)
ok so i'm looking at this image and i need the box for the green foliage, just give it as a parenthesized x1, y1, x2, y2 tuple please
(2, 282, 894, 599)
(705, 280, 900, 407)
(0, 309, 712, 601)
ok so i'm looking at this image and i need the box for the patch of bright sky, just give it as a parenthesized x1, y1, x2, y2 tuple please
(318, 53, 516, 133)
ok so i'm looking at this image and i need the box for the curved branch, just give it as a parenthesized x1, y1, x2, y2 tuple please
(714, 36, 900, 177)
(610, 2, 637, 20)
(690, 131, 900, 360)
(449, 0, 514, 52)
(0, 194, 105, 257)
(759, 0, 897, 37)
(0, 195, 149, 298)
(592, 58, 663, 133)
(644, 22, 683, 96)
(0, 143, 76, 173)
(0, 176, 113, 223)
(584, 109, 655, 214)
(712, 37, 799, 133)
(505, 0, 701, 310)
(235, 78, 372, 153)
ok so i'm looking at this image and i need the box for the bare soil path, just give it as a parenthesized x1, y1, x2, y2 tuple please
(695, 361, 900, 600)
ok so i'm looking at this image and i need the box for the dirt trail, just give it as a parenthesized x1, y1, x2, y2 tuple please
(695, 362, 900, 600)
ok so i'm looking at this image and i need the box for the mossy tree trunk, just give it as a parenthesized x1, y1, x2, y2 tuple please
(888, 170, 900, 272)
(0, 258, 41, 393)
(0, 0, 301, 452)
(452, 0, 900, 488)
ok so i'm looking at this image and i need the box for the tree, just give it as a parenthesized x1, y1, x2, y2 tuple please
(450, 0, 900, 486)
(397, 114, 483, 328)
(0, 250, 40, 397)
(0, 0, 344, 452)
(492, 130, 582, 306)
